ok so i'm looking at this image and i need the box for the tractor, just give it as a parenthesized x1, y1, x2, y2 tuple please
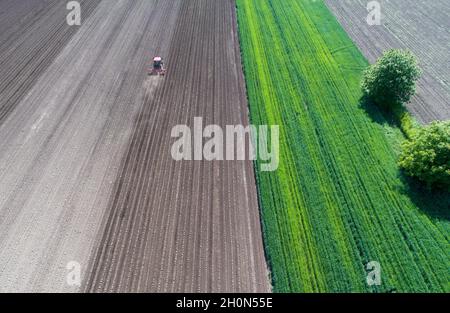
(149, 56, 166, 76)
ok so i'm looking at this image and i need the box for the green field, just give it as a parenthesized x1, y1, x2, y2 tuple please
(236, 0, 449, 292)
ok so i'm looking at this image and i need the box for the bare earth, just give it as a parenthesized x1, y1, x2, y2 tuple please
(326, 0, 450, 123)
(0, 0, 270, 292)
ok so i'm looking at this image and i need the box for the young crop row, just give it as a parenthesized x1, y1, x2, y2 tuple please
(236, 0, 449, 292)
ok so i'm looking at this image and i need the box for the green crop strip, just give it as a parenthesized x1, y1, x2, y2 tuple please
(236, 0, 449, 292)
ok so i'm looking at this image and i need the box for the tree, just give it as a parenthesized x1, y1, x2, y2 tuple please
(361, 49, 421, 108)
(399, 121, 450, 189)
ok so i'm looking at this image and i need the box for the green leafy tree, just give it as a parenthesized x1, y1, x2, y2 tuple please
(361, 49, 421, 108)
(399, 121, 450, 189)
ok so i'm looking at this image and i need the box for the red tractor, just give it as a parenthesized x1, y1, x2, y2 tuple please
(149, 56, 166, 76)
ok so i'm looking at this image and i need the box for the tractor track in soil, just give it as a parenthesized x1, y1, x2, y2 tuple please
(85, 0, 270, 293)
(0, 0, 270, 292)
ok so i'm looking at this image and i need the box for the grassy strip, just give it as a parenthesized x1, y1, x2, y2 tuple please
(236, 0, 449, 292)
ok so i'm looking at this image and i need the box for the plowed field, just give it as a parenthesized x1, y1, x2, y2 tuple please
(0, 0, 269, 292)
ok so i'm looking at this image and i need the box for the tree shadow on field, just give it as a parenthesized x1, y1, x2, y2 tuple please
(398, 173, 450, 222)
(359, 96, 404, 130)
(360, 96, 450, 222)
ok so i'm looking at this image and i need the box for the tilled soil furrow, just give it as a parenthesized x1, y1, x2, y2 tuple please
(85, 0, 270, 293)
(0, 0, 101, 125)
(0, 0, 269, 293)
(0, 0, 180, 292)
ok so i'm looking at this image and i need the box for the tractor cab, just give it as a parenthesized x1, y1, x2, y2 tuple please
(149, 56, 166, 76)
(153, 57, 163, 69)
